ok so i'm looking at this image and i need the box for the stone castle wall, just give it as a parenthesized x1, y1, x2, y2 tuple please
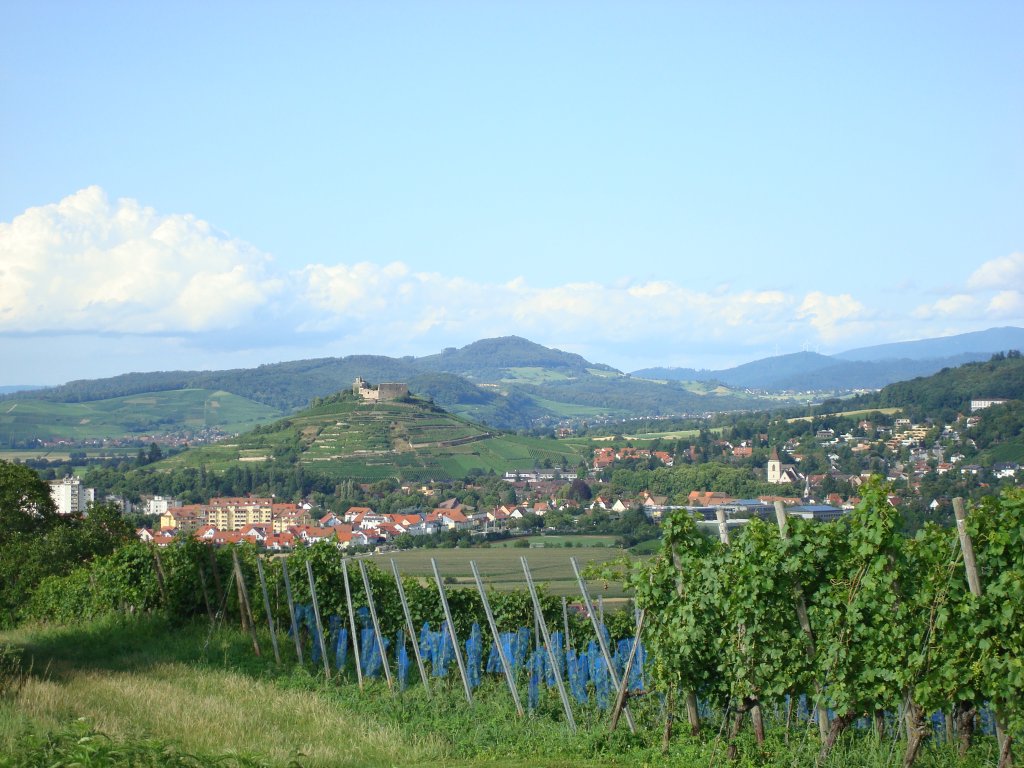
(353, 377, 408, 401)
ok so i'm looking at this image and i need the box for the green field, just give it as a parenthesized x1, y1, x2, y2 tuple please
(489, 534, 619, 548)
(0, 447, 141, 461)
(528, 395, 625, 419)
(787, 407, 901, 423)
(370, 543, 632, 599)
(0, 389, 283, 442)
(501, 367, 575, 383)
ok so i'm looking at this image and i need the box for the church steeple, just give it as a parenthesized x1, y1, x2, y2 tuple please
(767, 446, 781, 483)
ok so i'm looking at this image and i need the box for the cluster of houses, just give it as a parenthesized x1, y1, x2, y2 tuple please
(140, 496, 550, 550)
(138, 485, 861, 550)
(782, 415, 1020, 493)
(592, 446, 674, 470)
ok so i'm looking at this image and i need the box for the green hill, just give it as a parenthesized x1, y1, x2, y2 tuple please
(158, 391, 590, 483)
(0, 389, 283, 443)
(832, 353, 1024, 420)
(4, 337, 788, 436)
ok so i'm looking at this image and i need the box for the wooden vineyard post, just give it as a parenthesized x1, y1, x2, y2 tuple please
(954, 497, 1012, 767)
(431, 558, 473, 704)
(774, 501, 828, 740)
(470, 560, 523, 717)
(570, 556, 637, 734)
(196, 561, 215, 621)
(305, 560, 331, 680)
(231, 549, 261, 657)
(391, 559, 430, 695)
(342, 557, 364, 690)
(256, 558, 281, 665)
(234, 567, 249, 632)
(521, 556, 576, 733)
(562, 597, 571, 652)
(610, 609, 646, 732)
(152, 549, 169, 606)
(715, 509, 764, 748)
(208, 546, 224, 614)
(953, 498, 982, 596)
(358, 560, 393, 691)
(281, 559, 303, 664)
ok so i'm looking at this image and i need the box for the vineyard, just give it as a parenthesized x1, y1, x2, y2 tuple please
(155, 394, 590, 483)
(9, 480, 1023, 767)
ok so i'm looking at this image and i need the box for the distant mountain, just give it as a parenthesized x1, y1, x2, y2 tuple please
(0, 385, 45, 395)
(628, 367, 713, 382)
(835, 326, 1024, 362)
(416, 335, 619, 379)
(632, 327, 1024, 392)
(4, 337, 780, 435)
(763, 354, 988, 391)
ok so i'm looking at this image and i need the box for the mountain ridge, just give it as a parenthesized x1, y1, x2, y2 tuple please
(630, 327, 1023, 391)
(3, 328, 1020, 437)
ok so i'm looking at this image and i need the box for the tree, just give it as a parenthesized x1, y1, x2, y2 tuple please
(0, 460, 57, 536)
(567, 477, 593, 502)
(0, 461, 135, 627)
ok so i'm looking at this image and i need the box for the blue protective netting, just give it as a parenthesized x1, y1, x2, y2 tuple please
(465, 623, 483, 688)
(528, 650, 543, 709)
(419, 622, 456, 678)
(282, 604, 1002, 732)
(485, 628, 531, 676)
(565, 647, 590, 704)
(287, 607, 660, 709)
(612, 637, 646, 691)
(396, 629, 410, 690)
(359, 626, 389, 678)
(334, 625, 349, 670)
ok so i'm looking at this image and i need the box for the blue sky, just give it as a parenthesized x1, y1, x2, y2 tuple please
(2, 1, 1022, 385)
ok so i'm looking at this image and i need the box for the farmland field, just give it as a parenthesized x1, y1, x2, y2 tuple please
(369, 543, 633, 599)
(0, 389, 282, 442)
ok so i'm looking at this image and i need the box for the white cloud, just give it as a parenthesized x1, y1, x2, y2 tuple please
(3, 189, 1021, 378)
(0, 186, 280, 333)
(909, 253, 1024, 326)
(912, 294, 978, 320)
(967, 252, 1024, 290)
(795, 292, 872, 343)
(988, 290, 1023, 317)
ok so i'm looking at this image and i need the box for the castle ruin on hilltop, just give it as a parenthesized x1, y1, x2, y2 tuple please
(353, 377, 409, 402)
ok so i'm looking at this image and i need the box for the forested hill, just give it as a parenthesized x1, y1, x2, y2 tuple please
(1, 356, 421, 412)
(820, 353, 1024, 420)
(3, 337, 612, 410)
(4, 337, 780, 433)
(415, 336, 619, 378)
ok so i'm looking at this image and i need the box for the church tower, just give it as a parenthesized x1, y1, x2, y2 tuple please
(767, 447, 782, 484)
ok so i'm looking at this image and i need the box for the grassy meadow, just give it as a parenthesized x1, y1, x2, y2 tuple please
(0, 613, 998, 768)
